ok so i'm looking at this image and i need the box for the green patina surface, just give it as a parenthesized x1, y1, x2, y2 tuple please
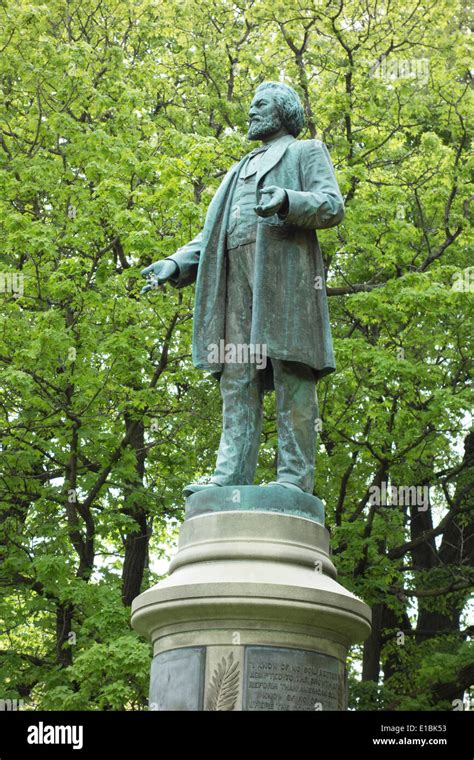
(185, 485, 325, 525)
(143, 82, 345, 500)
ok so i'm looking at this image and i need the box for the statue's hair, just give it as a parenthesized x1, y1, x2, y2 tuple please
(254, 81, 305, 137)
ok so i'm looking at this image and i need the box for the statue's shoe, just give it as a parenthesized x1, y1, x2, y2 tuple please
(265, 480, 304, 493)
(182, 482, 222, 497)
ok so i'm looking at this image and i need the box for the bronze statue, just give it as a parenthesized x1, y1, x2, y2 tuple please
(141, 82, 344, 496)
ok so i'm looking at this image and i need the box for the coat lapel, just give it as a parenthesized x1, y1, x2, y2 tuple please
(255, 134, 296, 188)
(204, 158, 245, 231)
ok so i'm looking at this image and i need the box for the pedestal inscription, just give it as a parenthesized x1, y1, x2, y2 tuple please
(243, 646, 341, 711)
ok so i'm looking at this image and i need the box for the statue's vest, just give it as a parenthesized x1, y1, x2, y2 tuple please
(226, 149, 267, 250)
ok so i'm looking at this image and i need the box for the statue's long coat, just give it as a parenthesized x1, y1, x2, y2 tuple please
(168, 135, 344, 384)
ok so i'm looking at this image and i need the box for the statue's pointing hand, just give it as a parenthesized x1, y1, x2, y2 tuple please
(140, 259, 178, 295)
(254, 185, 289, 218)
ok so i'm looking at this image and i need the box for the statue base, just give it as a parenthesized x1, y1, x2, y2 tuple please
(131, 492, 371, 711)
(183, 483, 325, 523)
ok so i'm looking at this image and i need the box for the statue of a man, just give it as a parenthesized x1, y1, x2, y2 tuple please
(141, 82, 344, 496)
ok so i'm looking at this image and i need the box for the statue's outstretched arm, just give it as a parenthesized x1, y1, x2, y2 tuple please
(140, 231, 203, 295)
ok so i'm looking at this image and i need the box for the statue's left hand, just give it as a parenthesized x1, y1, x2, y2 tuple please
(255, 185, 288, 218)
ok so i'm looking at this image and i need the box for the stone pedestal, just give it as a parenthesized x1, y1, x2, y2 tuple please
(131, 487, 371, 711)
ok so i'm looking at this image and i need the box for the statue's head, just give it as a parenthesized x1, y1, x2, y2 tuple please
(247, 81, 305, 141)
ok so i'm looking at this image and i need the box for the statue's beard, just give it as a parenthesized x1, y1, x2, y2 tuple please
(247, 113, 282, 141)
